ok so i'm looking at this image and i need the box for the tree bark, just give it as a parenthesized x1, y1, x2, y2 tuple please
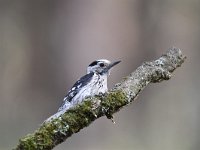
(14, 47, 186, 150)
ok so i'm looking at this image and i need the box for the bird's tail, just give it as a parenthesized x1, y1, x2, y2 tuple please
(43, 111, 65, 123)
(43, 102, 72, 123)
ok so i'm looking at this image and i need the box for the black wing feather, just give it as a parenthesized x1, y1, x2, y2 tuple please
(63, 72, 94, 102)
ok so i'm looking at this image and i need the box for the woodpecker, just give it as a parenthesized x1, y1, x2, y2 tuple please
(45, 59, 120, 122)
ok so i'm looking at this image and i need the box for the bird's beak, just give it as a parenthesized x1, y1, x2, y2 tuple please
(103, 60, 121, 73)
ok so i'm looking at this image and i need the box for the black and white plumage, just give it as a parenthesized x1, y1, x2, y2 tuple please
(45, 59, 120, 122)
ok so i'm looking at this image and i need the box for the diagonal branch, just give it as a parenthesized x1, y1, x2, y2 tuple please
(14, 47, 186, 150)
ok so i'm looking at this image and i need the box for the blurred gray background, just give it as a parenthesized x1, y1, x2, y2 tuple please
(0, 0, 199, 150)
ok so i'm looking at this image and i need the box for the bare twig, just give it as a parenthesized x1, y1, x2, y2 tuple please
(14, 47, 186, 150)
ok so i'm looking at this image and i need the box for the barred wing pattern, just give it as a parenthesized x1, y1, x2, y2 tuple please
(58, 72, 94, 111)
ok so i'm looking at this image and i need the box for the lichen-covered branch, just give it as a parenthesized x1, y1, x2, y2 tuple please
(14, 47, 186, 150)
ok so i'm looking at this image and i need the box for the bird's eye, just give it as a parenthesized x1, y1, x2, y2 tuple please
(99, 63, 105, 67)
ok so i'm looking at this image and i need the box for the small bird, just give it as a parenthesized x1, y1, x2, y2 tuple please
(45, 59, 120, 122)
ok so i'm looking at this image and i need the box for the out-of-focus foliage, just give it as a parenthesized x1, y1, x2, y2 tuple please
(0, 1, 199, 150)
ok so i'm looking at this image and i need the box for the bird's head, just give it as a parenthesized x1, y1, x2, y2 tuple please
(87, 59, 121, 75)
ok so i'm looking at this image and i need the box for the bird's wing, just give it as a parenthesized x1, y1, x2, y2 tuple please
(58, 72, 94, 111)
